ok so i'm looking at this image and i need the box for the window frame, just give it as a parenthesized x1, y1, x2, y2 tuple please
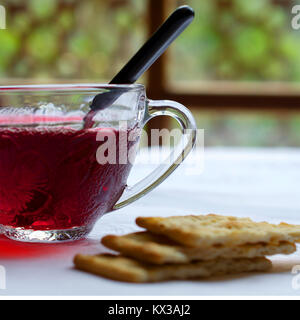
(147, 0, 300, 115)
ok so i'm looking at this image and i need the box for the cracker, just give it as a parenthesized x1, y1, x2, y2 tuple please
(102, 232, 296, 264)
(74, 254, 272, 283)
(136, 215, 300, 247)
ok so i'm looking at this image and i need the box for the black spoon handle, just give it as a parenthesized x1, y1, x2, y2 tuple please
(84, 6, 194, 128)
(110, 5, 195, 85)
(89, 6, 195, 112)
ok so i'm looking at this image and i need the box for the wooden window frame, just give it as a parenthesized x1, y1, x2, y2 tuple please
(147, 0, 300, 123)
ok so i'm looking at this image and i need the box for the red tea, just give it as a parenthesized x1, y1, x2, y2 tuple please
(0, 117, 138, 231)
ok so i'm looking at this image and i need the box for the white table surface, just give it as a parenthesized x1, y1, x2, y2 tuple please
(1, 147, 300, 297)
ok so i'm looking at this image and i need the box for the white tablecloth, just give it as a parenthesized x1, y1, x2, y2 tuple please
(1, 148, 300, 297)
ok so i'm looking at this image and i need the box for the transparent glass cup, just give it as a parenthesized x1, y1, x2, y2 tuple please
(0, 84, 197, 242)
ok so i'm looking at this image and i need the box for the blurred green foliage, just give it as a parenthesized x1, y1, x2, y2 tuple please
(0, 0, 298, 82)
(193, 111, 300, 147)
(172, 0, 300, 81)
(0, 0, 145, 80)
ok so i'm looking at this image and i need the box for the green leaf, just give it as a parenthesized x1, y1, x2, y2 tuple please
(27, 27, 59, 62)
(28, 0, 58, 19)
(0, 30, 20, 66)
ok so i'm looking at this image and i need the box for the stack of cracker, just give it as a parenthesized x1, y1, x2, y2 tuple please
(74, 215, 300, 283)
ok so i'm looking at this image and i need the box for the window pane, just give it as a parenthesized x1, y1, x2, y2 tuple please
(169, 0, 300, 83)
(0, 0, 146, 81)
(168, 110, 300, 147)
(197, 111, 300, 147)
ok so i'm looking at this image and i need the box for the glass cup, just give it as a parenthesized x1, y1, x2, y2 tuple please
(0, 84, 197, 242)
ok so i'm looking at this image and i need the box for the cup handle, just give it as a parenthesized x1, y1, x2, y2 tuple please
(113, 99, 197, 210)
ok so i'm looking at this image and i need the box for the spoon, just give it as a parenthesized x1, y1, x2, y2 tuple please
(83, 5, 195, 129)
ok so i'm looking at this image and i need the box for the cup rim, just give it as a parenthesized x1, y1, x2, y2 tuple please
(0, 83, 145, 93)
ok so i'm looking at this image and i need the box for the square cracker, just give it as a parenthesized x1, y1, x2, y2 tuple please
(136, 214, 300, 247)
(74, 254, 272, 283)
(102, 232, 296, 264)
